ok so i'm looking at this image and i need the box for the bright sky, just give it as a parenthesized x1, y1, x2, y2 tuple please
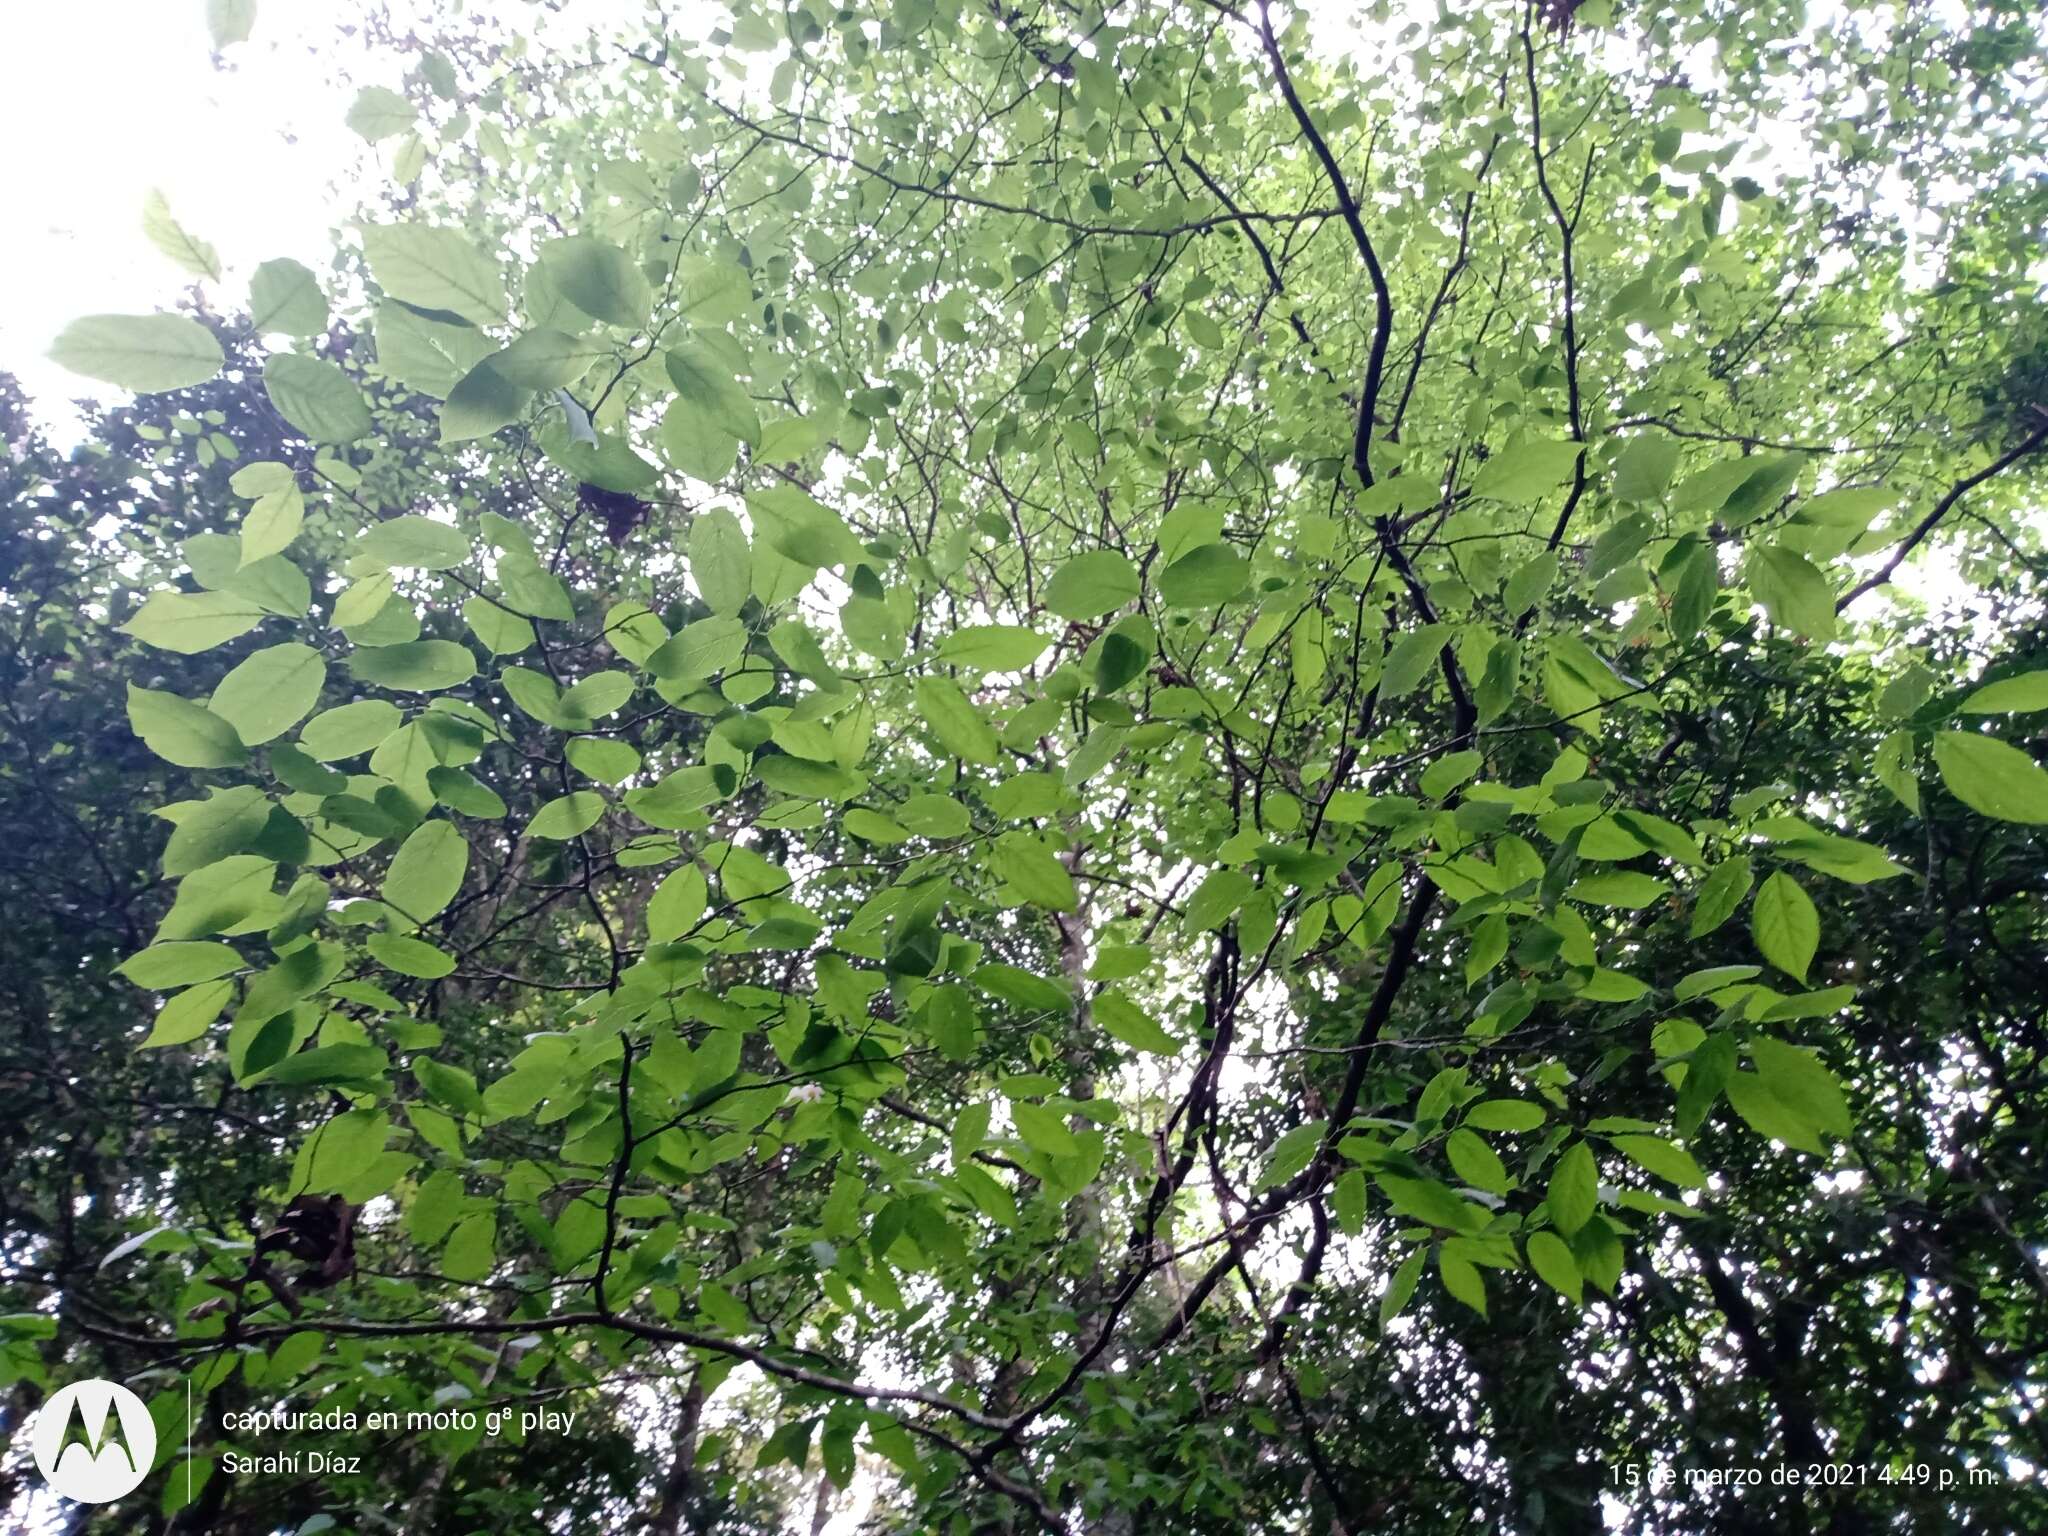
(0, 2, 384, 436)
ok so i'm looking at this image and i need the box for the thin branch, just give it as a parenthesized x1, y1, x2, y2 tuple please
(1835, 422, 2048, 612)
(1250, 0, 1395, 485)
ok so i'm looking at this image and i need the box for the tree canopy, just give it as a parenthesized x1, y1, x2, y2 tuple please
(6, 0, 2048, 1531)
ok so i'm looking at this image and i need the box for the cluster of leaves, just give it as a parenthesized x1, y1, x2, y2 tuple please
(7, 0, 2048, 1531)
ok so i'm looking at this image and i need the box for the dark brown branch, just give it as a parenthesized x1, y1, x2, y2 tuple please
(1251, 0, 1395, 485)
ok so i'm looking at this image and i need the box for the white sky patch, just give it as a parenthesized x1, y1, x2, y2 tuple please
(0, 2, 382, 434)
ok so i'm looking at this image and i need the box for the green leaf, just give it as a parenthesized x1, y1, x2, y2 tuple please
(1157, 543, 1249, 607)
(118, 942, 243, 989)
(845, 809, 910, 844)
(1758, 823, 1906, 884)
(264, 354, 373, 443)
(366, 932, 458, 979)
(1721, 454, 1806, 525)
(1010, 1102, 1078, 1159)
(332, 572, 394, 631)
(1331, 1168, 1368, 1234)
(301, 700, 402, 760)
(751, 486, 861, 572)
(938, 625, 1053, 671)
(348, 640, 477, 692)
(1567, 870, 1670, 908)
(1464, 912, 1509, 985)
(249, 258, 328, 336)
(1464, 1099, 1545, 1132)
(361, 224, 507, 326)
(141, 189, 220, 280)
(625, 766, 729, 827)
(1092, 630, 1149, 693)
(126, 685, 244, 768)
(239, 487, 304, 564)
(648, 863, 709, 943)
(1525, 1230, 1583, 1304)
(1960, 670, 2048, 715)
(1751, 871, 1819, 982)
(1873, 728, 1920, 813)
(1504, 551, 1560, 616)
(899, 795, 971, 839)
(913, 678, 1000, 764)
(1093, 990, 1180, 1054)
(414, 1057, 481, 1115)
(1669, 541, 1718, 641)
(1380, 1250, 1424, 1327)
(427, 766, 507, 819)
(1438, 1248, 1488, 1316)
(566, 737, 641, 784)
(1374, 1174, 1487, 1233)
(122, 590, 265, 653)
(494, 549, 576, 622)
(1932, 731, 2048, 824)
(268, 1043, 390, 1086)
(648, 617, 749, 685)
(666, 347, 760, 448)
(1610, 810, 1705, 868)
(1688, 856, 1754, 938)
(161, 787, 271, 876)
(1546, 1141, 1598, 1234)
(1674, 964, 1761, 1000)
(528, 791, 606, 840)
(492, 329, 599, 389)
(1798, 485, 1897, 529)
(360, 515, 471, 571)
(539, 236, 652, 329)
(1419, 750, 1482, 800)
(689, 509, 752, 616)
(993, 833, 1078, 911)
(1612, 434, 1679, 501)
(206, 0, 257, 48)
(601, 602, 668, 667)
(1723, 1069, 1824, 1154)
(756, 755, 865, 801)
(440, 359, 528, 442)
(1256, 1120, 1328, 1191)
(1473, 439, 1581, 502)
(1611, 1134, 1706, 1188)
(229, 461, 295, 498)
(1044, 550, 1140, 620)
(50, 314, 224, 392)
(372, 300, 494, 396)
(1746, 546, 1836, 641)
(1445, 1128, 1509, 1195)
(382, 820, 469, 928)
(346, 85, 416, 141)
(1382, 625, 1449, 699)
(208, 643, 326, 745)
(140, 979, 235, 1048)
(1185, 868, 1254, 931)
(1749, 1035, 1852, 1138)
(441, 1213, 497, 1279)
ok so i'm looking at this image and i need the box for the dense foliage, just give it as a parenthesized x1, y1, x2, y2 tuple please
(6, 0, 2048, 1531)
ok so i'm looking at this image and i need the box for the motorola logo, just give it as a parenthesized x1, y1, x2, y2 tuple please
(31, 1379, 157, 1504)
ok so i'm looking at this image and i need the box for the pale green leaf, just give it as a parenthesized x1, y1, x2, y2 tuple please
(208, 643, 326, 745)
(1933, 731, 2048, 823)
(1751, 870, 1819, 982)
(50, 314, 224, 392)
(265, 354, 373, 443)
